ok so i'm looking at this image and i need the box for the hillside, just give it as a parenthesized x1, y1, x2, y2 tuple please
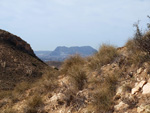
(0, 29, 47, 90)
(35, 46, 97, 61)
(1, 25, 150, 113)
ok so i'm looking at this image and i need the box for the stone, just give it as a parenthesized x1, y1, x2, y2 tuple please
(137, 104, 150, 113)
(1, 62, 6, 68)
(114, 101, 129, 111)
(137, 106, 144, 113)
(132, 81, 146, 95)
(142, 83, 150, 94)
(50, 93, 67, 103)
(137, 68, 143, 74)
(116, 86, 123, 95)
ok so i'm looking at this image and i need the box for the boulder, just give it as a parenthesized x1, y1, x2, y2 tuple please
(137, 104, 150, 113)
(131, 81, 146, 95)
(114, 101, 129, 111)
(142, 83, 150, 94)
(137, 68, 143, 74)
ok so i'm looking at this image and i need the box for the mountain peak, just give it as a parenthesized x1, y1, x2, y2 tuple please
(0, 29, 35, 57)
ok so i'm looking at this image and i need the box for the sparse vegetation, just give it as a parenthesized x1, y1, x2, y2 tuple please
(122, 84, 132, 93)
(61, 54, 86, 74)
(87, 44, 119, 71)
(92, 70, 120, 112)
(2, 107, 16, 113)
(25, 94, 44, 113)
(1, 17, 150, 113)
(0, 90, 12, 99)
(37, 69, 59, 92)
(125, 21, 150, 66)
(13, 81, 30, 94)
(68, 65, 87, 90)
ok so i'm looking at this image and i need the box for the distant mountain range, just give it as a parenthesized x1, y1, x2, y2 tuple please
(35, 46, 97, 61)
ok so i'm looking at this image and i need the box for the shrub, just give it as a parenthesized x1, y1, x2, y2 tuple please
(122, 84, 132, 93)
(133, 24, 150, 54)
(0, 90, 12, 99)
(125, 25, 150, 65)
(61, 54, 85, 74)
(125, 39, 138, 52)
(92, 71, 120, 112)
(68, 65, 87, 90)
(13, 81, 30, 94)
(25, 94, 44, 113)
(87, 44, 118, 71)
(93, 88, 114, 112)
(3, 107, 16, 113)
(37, 69, 58, 92)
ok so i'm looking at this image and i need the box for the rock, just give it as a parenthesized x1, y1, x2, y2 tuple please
(50, 93, 67, 103)
(137, 104, 150, 113)
(114, 101, 129, 111)
(137, 68, 143, 74)
(142, 83, 150, 94)
(137, 106, 144, 113)
(1, 61, 6, 68)
(116, 86, 123, 95)
(0, 29, 35, 56)
(132, 81, 146, 95)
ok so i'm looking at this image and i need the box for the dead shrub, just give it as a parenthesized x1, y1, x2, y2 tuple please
(92, 71, 120, 112)
(87, 44, 118, 71)
(2, 107, 16, 113)
(0, 90, 12, 99)
(41, 69, 58, 92)
(93, 88, 114, 113)
(25, 94, 44, 113)
(13, 81, 30, 94)
(122, 84, 132, 93)
(68, 65, 87, 90)
(61, 54, 85, 74)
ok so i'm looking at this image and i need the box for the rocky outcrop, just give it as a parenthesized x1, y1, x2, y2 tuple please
(0, 29, 47, 90)
(0, 29, 35, 57)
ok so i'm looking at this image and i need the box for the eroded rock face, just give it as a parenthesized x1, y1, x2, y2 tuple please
(0, 29, 35, 56)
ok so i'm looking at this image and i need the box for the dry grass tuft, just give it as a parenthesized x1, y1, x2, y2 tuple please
(13, 81, 30, 94)
(61, 54, 86, 74)
(25, 94, 44, 113)
(91, 71, 120, 112)
(87, 44, 118, 71)
(68, 65, 87, 90)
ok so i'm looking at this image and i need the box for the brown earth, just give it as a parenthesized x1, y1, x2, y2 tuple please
(0, 29, 47, 90)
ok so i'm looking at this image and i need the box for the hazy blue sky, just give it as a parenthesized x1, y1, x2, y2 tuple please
(0, 0, 150, 50)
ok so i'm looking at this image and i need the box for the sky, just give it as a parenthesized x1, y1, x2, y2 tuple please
(0, 0, 150, 51)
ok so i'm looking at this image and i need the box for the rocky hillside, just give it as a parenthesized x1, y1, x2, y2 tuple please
(0, 29, 47, 90)
(1, 24, 150, 113)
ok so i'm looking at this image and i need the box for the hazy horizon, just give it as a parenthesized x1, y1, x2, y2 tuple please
(0, 0, 150, 51)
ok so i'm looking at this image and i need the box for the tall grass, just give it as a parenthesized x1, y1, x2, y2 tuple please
(87, 44, 118, 71)
(61, 54, 86, 75)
